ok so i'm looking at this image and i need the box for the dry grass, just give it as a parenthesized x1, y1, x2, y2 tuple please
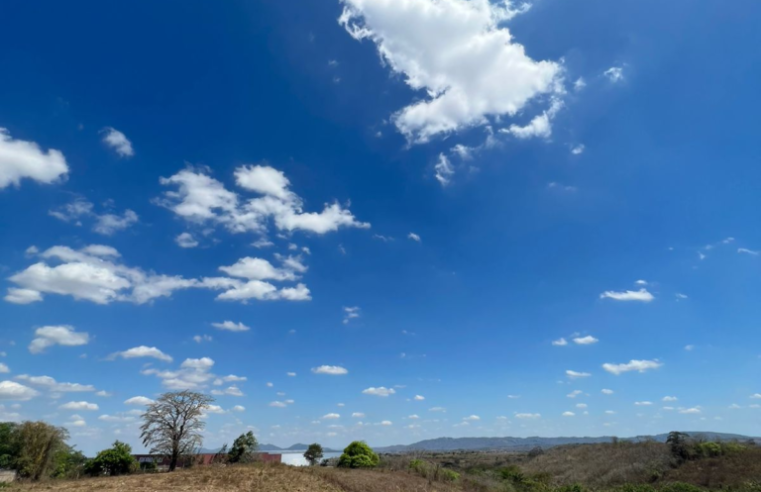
(8, 463, 344, 492)
(520, 442, 676, 488)
(661, 446, 761, 488)
(313, 467, 463, 492)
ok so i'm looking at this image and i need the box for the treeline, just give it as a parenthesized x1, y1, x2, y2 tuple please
(0, 421, 87, 480)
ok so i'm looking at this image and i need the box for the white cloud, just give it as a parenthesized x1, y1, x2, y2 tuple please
(567, 390, 582, 398)
(414, 395, 425, 401)
(232, 405, 245, 412)
(408, 414, 419, 419)
(110, 346, 172, 362)
(266, 382, 274, 387)
(211, 321, 251, 332)
(343, 306, 361, 324)
(635, 280, 648, 286)
(576, 403, 588, 409)
(98, 414, 135, 423)
(29, 325, 89, 354)
(604, 67, 624, 83)
(600, 288, 654, 302)
(0, 364, 8, 374)
(141, 358, 216, 391)
(675, 293, 688, 300)
(15, 375, 94, 393)
(605, 410, 616, 415)
(269, 401, 287, 408)
(92, 210, 139, 235)
(601, 389, 614, 395)
(287, 372, 297, 377)
(59, 401, 99, 411)
(504, 112, 552, 139)
(338, 0, 561, 143)
(352, 412, 365, 418)
(573, 335, 598, 345)
(562, 411, 575, 417)
(212, 385, 244, 397)
(175, 232, 199, 248)
(193, 335, 212, 343)
(408, 232, 421, 242)
(4, 288, 43, 304)
(434, 153, 454, 186)
(220, 257, 300, 282)
(362, 387, 396, 397)
(312, 365, 348, 375)
(573, 78, 586, 91)
(684, 345, 695, 351)
(750, 394, 761, 399)
(429, 406, 446, 412)
(101, 127, 134, 157)
(552, 337, 568, 347)
(0, 128, 69, 189)
(602, 359, 663, 375)
(323, 413, 341, 419)
(514, 413, 541, 419)
(662, 396, 678, 402)
(463, 415, 480, 421)
(380, 420, 392, 426)
(571, 144, 585, 155)
(738, 248, 759, 256)
(95, 390, 111, 397)
(634, 401, 652, 406)
(157, 165, 369, 236)
(0, 381, 39, 401)
(566, 370, 591, 379)
(679, 407, 701, 414)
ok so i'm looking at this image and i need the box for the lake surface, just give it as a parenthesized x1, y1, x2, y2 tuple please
(279, 451, 341, 466)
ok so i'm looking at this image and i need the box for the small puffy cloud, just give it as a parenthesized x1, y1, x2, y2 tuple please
(738, 248, 759, 256)
(429, 407, 446, 412)
(675, 293, 689, 300)
(204, 405, 226, 415)
(286, 372, 297, 377)
(684, 345, 695, 351)
(679, 407, 701, 414)
(211, 321, 250, 332)
(232, 405, 245, 412)
(322, 413, 341, 419)
(463, 415, 480, 421)
(566, 370, 591, 379)
(60, 401, 98, 411)
(605, 410, 616, 415)
(0, 128, 69, 189)
(110, 346, 172, 363)
(29, 325, 89, 354)
(269, 401, 287, 408)
(312, 365, 348, 375)
(576, 403, 588, 409)
(514, 413, 541, 419)
(601, 389, 614, 395)
(573, 336, 598, 345)
(600, 289, 654, 302)
(414, 395, 425, 401)
(380, 420, 392, 426)
(15, 375, 94, 393)
(362, 387, 396, 397)
(95, 390, 111, 397)
(266, 382, 273, 387)
(5, 288, 43, 304)
(562, 411, 575, 417)
(175, 233, 199, 248)
(93, 210, 139, 235)
(101, 127, 134, 157)
(124, 396, 154, 406)
(352, 412, 365, 418)
(408, 414, 420, 419)
(571, 144, 585, 155)
(343, 306, 361, 325)
(634, 401, 653, 406)
(635, 280, 648, 286)
(604, 67, 624, 83)
(220, 257, 300, 282)
(0, 364, 8, 374)
(750, 394, 761, 399)
(504, 112, 552, 139)
(49, 198, 138, 235)
(662, 396, 678, 402)
(0, 381, 39, 401)
(338, 0, 561, 143)
(567, 390, 582, 398)
(193, 335, 212, 344)
(408, 232, 421, 242)
(552, 338, 568, 347)
(434, 153, 454, 186)
(603, 359, 662, 375)
(211, 385, 243, 397)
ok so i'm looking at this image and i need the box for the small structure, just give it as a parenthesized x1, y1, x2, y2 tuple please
(0, 470, 16, 483)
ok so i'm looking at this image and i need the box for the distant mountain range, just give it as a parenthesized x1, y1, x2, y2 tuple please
(374, 432, 760, 453)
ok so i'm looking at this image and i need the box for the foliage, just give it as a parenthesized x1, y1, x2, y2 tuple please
(140, 391, 214, 472)
(304, 443, 324, 466)
(0, 423, 19, 470)
(10, 421, 70, 480)
(84, 441, 137, 477)
(228, 431, 258, 464)
(440, 468, 460, 482)
(337, 441, 379, 468)
(52, 448, 88, 479)
(659, 482, 705, 492)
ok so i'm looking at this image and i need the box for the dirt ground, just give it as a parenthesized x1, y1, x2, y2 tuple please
(9, 464, 344, 492)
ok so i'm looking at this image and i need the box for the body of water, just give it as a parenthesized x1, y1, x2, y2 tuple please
(279, 451, 341, 466)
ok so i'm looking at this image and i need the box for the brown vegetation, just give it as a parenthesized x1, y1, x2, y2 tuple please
(313, 467, 461, 492)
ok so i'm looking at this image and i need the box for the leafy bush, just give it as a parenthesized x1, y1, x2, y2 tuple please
(409, 459, 427, 475)
(304, 443, 324, 466)
(694, 442, 722, 458)
(501, 465, 526, 483)
(440, 468, 460, 482)
(659, 482, 705, 492)
(84, 441, 137, 477)
(338, 441, 379, 468)
(228, 431, 258, 464)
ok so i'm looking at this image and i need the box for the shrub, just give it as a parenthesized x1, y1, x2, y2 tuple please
(409, 459, 427, 475)
(659, 482, 705, 492)
(337, 441, 379, 468)
(694, 442, 722, 459)
(228, 431, 258, 464)
(84, 441, 137, 477)
(441, 468, 460, 482)
(555, 484, 587, 492)
(501, 465, 526, 483)
(304, 443, 324, 466)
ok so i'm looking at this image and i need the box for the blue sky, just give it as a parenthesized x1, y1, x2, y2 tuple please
(1, 0, 760, 455)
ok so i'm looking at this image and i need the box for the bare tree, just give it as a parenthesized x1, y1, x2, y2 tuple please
(140, 391, 214, 471)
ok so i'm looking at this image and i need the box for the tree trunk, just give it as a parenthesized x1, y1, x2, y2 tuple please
(169, 451, 178, 472)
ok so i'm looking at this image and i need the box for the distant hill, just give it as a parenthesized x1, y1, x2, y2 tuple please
(199, 443, 341, 453)
(375, 432, 760, 453)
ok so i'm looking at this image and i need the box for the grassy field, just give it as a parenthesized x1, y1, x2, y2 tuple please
(6, 442, 761, 492)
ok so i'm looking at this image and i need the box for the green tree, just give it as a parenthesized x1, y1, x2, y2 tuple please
(12, 421, 69, 480)
(140, 391, 214, 472)
(0, 422, 20, 470)
(667, 431, 692, 462)
(337, 441, 379, 468)
(52, 447, 88, 479)
(228, 431, 258, 464)
(85, 441, 137, 477)
(304, 443, 324, 466)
